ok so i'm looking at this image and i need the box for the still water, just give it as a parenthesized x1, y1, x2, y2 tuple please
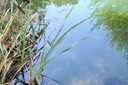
(42, 0, 128, 85)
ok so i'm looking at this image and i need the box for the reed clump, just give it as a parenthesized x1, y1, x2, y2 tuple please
(0, 0, 88, 84)
(0, 0, 48, 84)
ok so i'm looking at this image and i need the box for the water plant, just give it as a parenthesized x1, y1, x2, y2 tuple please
(0, 0, 88, 84)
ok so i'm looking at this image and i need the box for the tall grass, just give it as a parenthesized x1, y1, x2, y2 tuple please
(0, 0, 89, 84)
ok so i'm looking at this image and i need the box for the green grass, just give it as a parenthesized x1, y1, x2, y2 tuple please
(0, 0, 90, 84)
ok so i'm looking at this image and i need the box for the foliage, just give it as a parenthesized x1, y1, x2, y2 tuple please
(90, 0, 128, 55)
(51, 0, 79, 7)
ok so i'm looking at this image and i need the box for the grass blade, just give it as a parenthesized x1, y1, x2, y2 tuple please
(64, 6, 74, 20)
(60, 36, 94, 54)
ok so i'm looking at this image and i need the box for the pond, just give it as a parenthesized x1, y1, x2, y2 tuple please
(41, 0, 128, 85)
(1, 0, 128, 85)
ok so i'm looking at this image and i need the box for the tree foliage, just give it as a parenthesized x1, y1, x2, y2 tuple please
(90, 0, 128, 56)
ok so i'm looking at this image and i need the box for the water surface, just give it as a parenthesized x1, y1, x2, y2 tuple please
(42, 0, 128, 85)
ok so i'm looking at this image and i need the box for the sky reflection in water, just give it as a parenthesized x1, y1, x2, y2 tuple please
(42, 0, 128, 85)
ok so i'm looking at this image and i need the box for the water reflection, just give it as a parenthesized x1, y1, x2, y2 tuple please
(70, 76, 128, 85)
(51, 0, 79, 7)
(35, 0, 79, 7)
(43, 0, 128, 85)
(90, 0, 128, 60)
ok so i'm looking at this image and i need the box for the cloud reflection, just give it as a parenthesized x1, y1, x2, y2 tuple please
(69, 75, 128, 85)
(69, 75, 104, 85)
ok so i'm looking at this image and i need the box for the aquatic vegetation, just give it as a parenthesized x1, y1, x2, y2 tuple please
(0, 0, 88, 84)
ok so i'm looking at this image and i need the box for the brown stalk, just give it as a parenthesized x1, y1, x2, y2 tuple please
(17, 0, 30, 14)
(0, 17, 14, 42)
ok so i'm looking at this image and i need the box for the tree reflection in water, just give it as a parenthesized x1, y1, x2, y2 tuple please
(90, 0, 128, 62)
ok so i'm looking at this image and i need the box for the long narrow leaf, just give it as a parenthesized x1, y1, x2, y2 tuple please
(54, 17, 90, 49)
(60, 36, 94, 54)
(64, 6, 74, 20)
(42, 6, 75, 64)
